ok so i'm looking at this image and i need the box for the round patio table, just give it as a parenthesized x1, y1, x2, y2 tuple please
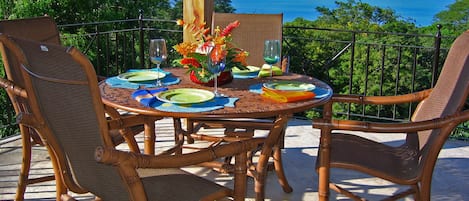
(99, 67, 332, 200)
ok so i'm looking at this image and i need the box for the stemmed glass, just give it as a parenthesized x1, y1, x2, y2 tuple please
(263, 40, 281, 81)
(207, 45, 227, 97)
(149, 38, 167, 86)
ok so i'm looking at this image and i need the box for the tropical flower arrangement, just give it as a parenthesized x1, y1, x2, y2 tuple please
(173, 19, 249, 83)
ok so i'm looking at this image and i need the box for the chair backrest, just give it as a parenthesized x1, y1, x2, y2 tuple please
(0, 16, 61, 144)
(411, 30, 469, 167)
(211, 12, 283, 67)
(0, 35, 132, 201)
(0, 16, 61, 87)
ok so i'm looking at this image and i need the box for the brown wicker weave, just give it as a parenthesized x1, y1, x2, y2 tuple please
(211, 12, 283, 67)
(314, 30, 469, 200)
(0, 34, 264, 201)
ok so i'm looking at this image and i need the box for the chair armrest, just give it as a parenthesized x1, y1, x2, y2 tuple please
(330, 89, 432, 105)
(0, 77, 27, 98)
(95, 138, 265, 168)
(106, 114, 147, 130)
(313, 109, 469, 133)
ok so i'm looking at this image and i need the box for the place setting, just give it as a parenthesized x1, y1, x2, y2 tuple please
(105, 38, 181, 89)
(131, 87, 238, 113)
(131, 44, 239, 113)
(247, 80, 332, 103)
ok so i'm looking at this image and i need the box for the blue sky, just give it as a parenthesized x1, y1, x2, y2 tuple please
(230, 0, 455, 26)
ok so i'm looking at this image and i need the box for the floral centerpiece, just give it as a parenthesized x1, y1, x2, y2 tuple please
(173, 19, 249, 84)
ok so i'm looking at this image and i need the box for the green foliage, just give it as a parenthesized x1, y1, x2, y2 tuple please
(0, 64, 18, 138)
(434, 0, 469, 35)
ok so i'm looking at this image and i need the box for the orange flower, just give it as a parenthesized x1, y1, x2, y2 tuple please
(176, 19, 184, 26)
(210, 45, 227, 63)
(173, 42, 198, 57)
(232, 51, 249, 66)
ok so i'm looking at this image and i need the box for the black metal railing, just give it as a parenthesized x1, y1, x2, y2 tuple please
(2, 15, 465, 138)
(282, 25, 455, 122)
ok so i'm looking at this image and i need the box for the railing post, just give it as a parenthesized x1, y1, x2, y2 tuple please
(139, 9, 145, 69)
(431, 24, 442, 87)
(347, 31, 356, 119)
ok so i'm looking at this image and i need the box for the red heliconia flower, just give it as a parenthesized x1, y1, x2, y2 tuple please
(181, 57, 201, 68)
(220, 20, 240, 37)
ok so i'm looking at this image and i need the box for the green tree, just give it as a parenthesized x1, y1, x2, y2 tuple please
(434, 0, 469, 34)
(284, 0, 431, 120)
(215, 0, 236, 13)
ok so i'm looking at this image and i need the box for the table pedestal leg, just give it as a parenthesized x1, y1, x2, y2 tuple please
(143, 117, 155, 155)
(273, 145, 293, 193)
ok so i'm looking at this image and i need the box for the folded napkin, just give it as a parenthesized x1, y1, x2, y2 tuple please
(249, 83, 332, 99)
(261, 87, 316, 103)
(258, 64, 283, 77)
(131, 88, 168, 106)
(132, 89, 238, 113)
(106, 68, 181, 89)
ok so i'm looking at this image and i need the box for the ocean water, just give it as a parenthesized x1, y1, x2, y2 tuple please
(231, 0, 456, 26)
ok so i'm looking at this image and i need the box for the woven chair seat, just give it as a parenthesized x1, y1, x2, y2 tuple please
(329, 133, 419, 183)
(138, 168, 230, 201)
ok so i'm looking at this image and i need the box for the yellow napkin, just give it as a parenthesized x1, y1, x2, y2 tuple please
(261, 87, 316, 103)
(258, 64, 283, 77)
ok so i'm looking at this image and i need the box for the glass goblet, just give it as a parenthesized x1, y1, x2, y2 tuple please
(149, 38, 167, 87)
(263, 40, 281, 81)
(207, 46, 227, 97)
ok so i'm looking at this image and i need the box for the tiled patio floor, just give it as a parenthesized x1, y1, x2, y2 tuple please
(1, 117, 469, 200)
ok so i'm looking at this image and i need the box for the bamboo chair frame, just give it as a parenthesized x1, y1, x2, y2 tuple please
(314, 30, 469, 201)
(0, 34, 264, 201)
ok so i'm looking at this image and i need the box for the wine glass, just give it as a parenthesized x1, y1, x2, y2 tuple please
(263, 40, 281, 81)
(207, 45, 227, 97)
(149, 38, 167, 86)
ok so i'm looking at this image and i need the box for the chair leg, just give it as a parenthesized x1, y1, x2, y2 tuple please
(15, 128, 32, 201)
(16, 127, 55, 201)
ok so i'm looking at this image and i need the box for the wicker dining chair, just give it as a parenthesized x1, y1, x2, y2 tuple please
(0, 16, 63, 200)
(211, 12, 284, 67)
(0, 16, 146, 200)
(0, 34, 265, 201)
(314, 30, 469, 200)
(185, 12, 287, 146)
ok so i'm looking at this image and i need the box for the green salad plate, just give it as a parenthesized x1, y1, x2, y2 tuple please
(117, 71, 166, 82)
(156, 88, 215, 104)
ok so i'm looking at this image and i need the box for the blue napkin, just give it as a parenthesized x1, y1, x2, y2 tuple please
(248, 83, 332, 98)
(106, 68, 181, 89)
(131, 88, 168, 106)
(132, 89, 238, 113)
